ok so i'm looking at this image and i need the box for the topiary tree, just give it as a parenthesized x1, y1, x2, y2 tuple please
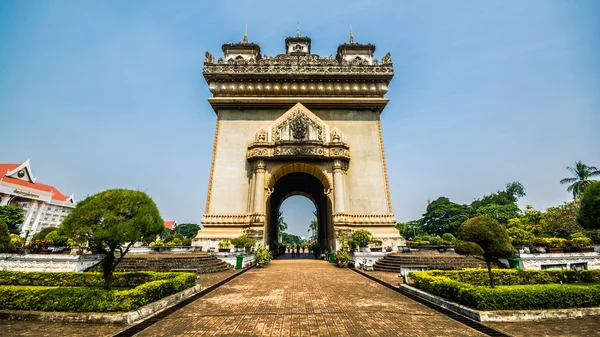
(352, 229, 372, 248)
(45, 230, 68, 247)
(0, 220, 16, 253)
(455, 216, 513, 288)
(61, 189, 164, 289)
(578, 181, 600, 231)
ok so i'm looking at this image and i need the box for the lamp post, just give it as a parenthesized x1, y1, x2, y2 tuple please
(23, 226, 32, 245)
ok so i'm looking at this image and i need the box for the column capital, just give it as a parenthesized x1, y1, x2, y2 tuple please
(254, 159, 266, 173)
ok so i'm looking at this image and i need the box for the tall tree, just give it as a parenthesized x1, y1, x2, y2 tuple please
(560, 161, 600, 199)
(544, 201, 582, 239)
(421, 197, 473, 236)
(61, 189, 164, 289)
(0, 206, 24, 234)
(455, 216, 513, 288)
(471, 181, 525, 209)
(578, 181, 600, 230)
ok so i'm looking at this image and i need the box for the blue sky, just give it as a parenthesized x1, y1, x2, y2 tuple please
(1, 0, 598, 237)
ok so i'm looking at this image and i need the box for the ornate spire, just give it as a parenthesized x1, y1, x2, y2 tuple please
(243, 24, 248, 43)
(296, 23, 300, 37)
(349, 25, 354, 44)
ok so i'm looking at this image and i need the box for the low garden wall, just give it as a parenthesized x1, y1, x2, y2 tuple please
(127, 246, 203, 254)
(511, 252, 600, 270)
(0, 271, 196, 312)
(0, 253, 104, 272)
(408, 269, 600, 311)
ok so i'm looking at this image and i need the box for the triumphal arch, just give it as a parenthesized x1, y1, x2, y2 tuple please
(195, 31, 403, 251)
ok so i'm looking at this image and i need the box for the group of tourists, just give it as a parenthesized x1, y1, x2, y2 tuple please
(285, 245, 307, 257)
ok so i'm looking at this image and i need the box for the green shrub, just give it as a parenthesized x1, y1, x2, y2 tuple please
(0, 271, 196, 312)
(31, 227, 58, 241)
(163, 234, 174, 244)
(182, 238, 192, 246)
(429, 236, 444, 245)
(151, 240, 164, 247)
(441, 233, 456, 242)
(409, 271, 600, 311)
(424, 269, 578, 286)
(0, 221, 15, 253)
(581, 270, 600, 282)
(45, 231, 68, 247)
(407, 240, 430, 246)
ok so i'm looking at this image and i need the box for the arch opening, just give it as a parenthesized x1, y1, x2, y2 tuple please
(266, 171, 333, 252)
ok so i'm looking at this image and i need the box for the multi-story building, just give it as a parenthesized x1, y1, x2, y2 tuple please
(0, 160, 76, 236)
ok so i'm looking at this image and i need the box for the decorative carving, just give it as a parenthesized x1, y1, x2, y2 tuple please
(332, 213, 396, 225)
(289, 114, 308, 140)
(204, 52, 214, 64)
(377, 120, 393, 213)
(201, 213, 265, 226)
(382, 52, 392, 64)
(331, 129, 341, 143)
(255, 129, 267, 142)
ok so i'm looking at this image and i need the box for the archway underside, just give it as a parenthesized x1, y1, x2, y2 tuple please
(267, 172, 333, 251)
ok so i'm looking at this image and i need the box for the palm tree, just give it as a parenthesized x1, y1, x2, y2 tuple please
(560, 161, 600, 199)
(308, 219, 318, 241)
(277, 211, 287, 243)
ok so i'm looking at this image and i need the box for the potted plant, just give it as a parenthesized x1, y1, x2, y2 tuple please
(254, 244, 271, 267)
(547, 238, 566, 253)
(335, 249, 349, 268)
(218, 240, 231, 252)
(572, 237, 594, 253)
(369, 238, 383, 252)
(352, 229, 372, 252)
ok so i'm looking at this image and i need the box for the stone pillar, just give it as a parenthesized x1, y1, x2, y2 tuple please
(30, 202, 46, 234)
(21, 201, 38, 232)
(253, 160, 266, 214)
(0, 195, 10, 206)
(333, 160, 345, 213)
(249, 171, 256, 213)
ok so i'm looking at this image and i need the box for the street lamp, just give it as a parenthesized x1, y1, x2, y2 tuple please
(23, 226, 32, 244)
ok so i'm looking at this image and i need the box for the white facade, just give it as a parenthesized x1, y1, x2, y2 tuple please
(0, 160, 76, 236)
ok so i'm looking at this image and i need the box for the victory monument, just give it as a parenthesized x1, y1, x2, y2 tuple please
(195, 29, 403, 251)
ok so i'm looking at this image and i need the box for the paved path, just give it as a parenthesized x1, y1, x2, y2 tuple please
(136, 259, 484, 336)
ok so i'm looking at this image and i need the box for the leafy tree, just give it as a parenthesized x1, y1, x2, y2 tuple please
(544, 201, 582, 239)
(560, 161, 600, 199)
(395, 219, 423, 240)
(173, 223, 200, 239)
(45, 230, 68, 247)
(476, 203, 522, 225)
(578, 181, 600, 230)
(60, 189, 164, 289)
(352, 229, 372, 248)
(455, 216, 513, 288)
(470, 182, 526, 209)
(506, 205, 547, 237)
(282, 232, 301, 246)
(31, 226, 59, 241)
(421, 197, 473, 236)
(0, 206, 25, 234)
(0, 220, 16, 253)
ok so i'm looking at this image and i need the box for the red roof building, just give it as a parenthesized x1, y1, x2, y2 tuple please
(0, 160, 75, 235)
(164, 220, 177, 230)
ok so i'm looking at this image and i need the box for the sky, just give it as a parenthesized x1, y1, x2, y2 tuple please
(1, 0, 598, 238)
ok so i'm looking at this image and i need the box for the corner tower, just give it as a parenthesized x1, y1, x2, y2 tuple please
(196, 31, 402, 251)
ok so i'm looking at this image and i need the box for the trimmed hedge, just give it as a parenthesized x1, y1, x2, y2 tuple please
(581, 270, 600, 282)
(425, 269, 578, 286)
(0, 271, 196, 312)
(409, 271, 600, 311)
(0, 271, 184, 287)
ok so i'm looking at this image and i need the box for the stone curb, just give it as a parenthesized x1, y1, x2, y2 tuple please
(0, 285, 203, 324)
(399, 284, 600, 322)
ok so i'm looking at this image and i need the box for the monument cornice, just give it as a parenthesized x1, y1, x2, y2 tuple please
(206, 97, 389, 113)
(203, 53, 393, 82)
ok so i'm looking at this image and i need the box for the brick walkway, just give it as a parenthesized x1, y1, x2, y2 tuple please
(136, 259, 484, 336)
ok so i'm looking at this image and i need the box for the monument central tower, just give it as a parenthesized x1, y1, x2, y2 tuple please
(196, 30, 403, 250)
